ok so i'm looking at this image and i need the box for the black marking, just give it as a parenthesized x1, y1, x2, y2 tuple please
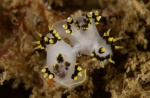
(92, 51, 110, 61)
(39, 40, 46, 48)
(45, 67, 51, 74)
(49, 30, 61, 41)
(66, 17, 73, 24)
(74, 18, 92, 30)
(57, 54, 64, 63)
(54, 64, 59, 72)
(65, 62, 71, 67)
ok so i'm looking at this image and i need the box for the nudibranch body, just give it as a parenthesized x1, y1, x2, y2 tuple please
(35, 29, 86, 88)
(46, 33, 86, 88)
(51, 11, 122, 65)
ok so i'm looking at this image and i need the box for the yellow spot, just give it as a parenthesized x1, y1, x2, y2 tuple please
(92, 57, 97, 61)
(94, 10, 99, 16)
(48, 25, 53, 31)
(108, 58, 115, 64)
(41, 68, 46, 73)
(77, 72, 82, 76)
(89, 18, 93, 23)
(67, 17, 73, 23)
(87, 12, 93, 18)
(77, 66, 82, 71)
(108, 37, 113, 42)
(58, 37, 61, 40)
(63, 24, 68, 29)
(55, 33, 59, 37)
(66, 29, 71, 34)
(34, 45, 44, 50)
(53, 30, 57, 34)
(34, 41, 40, 44)
(95, 22, 99, 25)
(96, 16, 101, 21)
(53, 64, 56, 67)
(49, 74, 54, 79)
(44, 73, 49, 78)
(44, 37, 49, 42)
(49, 39, 54, 44)
(74, 76, 78, 81)
(115, 46, 123, 49)
(100, 47, 105, 53)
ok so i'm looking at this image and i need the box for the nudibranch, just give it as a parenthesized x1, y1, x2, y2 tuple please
(50, 11, 123, 66)
(34, 28, 86, 88)
(34, 10, 122, 88)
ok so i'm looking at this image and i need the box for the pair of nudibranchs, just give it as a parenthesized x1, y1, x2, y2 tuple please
(34, 11, 123, 88)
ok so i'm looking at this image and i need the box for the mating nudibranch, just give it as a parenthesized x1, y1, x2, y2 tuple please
(50, 11, 123, 66)
(35, 28, 86, 88)
(34, 10, 122, 88)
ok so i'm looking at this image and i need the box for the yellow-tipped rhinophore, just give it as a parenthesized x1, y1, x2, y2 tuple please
(36, 32, 43, 38)
(33, 41, 41, 44)
(108, 58, 115, 64)
(100, 61, 104, 68)
(34, 45, 45, 50)
(103, 28, 111, 37)
(48, 25, 53, 31)
(115, 46, 123, 49)
(112, 37, 123, 42)
(96, 16, 101, 21)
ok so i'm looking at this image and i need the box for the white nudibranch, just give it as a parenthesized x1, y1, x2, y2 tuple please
(34, 10, 122, 88)
(35, 28, 86, 88)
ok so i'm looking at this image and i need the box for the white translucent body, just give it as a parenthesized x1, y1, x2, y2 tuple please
(46, 34, 86, 88)
(52, 16, 113, 63)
